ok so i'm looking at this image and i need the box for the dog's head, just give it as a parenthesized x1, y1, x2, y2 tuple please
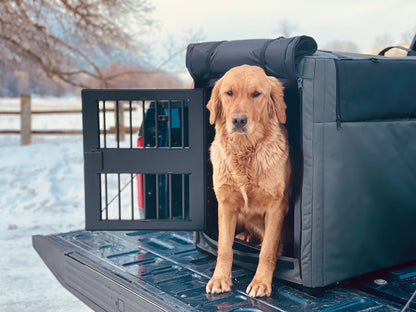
(207, 65, 286, 136)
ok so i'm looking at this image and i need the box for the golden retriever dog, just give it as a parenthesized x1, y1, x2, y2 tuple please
(205, 65, 291, 297)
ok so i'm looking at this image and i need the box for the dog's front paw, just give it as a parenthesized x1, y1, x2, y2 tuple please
(246, 279, 272, 297)
(206, 276, 232, 294)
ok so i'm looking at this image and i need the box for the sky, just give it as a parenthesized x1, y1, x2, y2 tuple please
(150, 0, 416, 53)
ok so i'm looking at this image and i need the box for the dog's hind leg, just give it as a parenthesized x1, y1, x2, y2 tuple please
(235, 230, 254, 243)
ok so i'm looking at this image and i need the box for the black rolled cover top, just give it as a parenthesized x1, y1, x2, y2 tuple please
(186, 36, 318, 87)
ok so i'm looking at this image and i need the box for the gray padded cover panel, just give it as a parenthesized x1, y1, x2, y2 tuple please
(299, 53, 416, 287)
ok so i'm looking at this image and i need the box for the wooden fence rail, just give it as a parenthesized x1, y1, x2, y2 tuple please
(0, 95, 137, 145)
(0, 110, 83, 114)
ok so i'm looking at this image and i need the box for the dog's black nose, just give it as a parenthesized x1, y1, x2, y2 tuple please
(232, 114, 248, 129)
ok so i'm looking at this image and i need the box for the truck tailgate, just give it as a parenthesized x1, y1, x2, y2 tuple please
(33, 231, 415, 311)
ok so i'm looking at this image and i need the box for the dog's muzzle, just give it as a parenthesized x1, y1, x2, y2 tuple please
(232, 113, 248, 133)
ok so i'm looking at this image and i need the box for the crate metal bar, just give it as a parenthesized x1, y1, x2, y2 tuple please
(117, 173, 121, 220)
(82, 91, 105, 228)
(181, 100, 185, 148)
(103, 101, 107, 148)
(87, 219, 199, 231)
(142, 100, 146, 148)
(116, 100, 120, 148)
(182, 174, 186, 219)
(168, 174, 173, 219)
(155, 101, 159, 148)
(143, 174, 147, 219)
(129, 100, 133, 149)
(104, 174, 109, 220)
(168, 100, 172, 148)
(130, 173, 134, 220)
(83, 89, 200, 100)
(99, 149, 197, 173)
(156, 174, 160, 220)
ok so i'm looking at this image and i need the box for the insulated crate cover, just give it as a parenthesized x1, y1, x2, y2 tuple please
(298, 51, 416, 287)
(187, 37, 416, 287)
(186, 36, 317, 87)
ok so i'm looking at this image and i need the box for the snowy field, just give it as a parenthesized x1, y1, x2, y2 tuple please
(0, 97, 92, 311)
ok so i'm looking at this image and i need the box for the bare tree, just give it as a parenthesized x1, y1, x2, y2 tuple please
(0, 0, 155, 89)
(151, 27, 206, 73)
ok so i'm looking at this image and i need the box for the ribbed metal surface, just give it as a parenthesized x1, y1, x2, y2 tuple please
(33, 230, 415, 312)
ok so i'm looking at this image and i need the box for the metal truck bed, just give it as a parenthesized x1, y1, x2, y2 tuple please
(33, 230, 416, 312)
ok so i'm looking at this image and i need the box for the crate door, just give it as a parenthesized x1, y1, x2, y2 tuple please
(82, 89, 205, 231)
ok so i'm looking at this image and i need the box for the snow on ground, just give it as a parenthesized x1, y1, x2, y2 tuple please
(0, 97, 92, 311)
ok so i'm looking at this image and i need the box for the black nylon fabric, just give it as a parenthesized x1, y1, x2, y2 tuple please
(336, 59, 416, 122)
(186, 36, 317, 87)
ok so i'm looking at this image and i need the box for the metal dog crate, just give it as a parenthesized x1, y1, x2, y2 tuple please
(82, 38, 416, 289)
(82, 89, 207, 231)
(82, 85, 302, 282)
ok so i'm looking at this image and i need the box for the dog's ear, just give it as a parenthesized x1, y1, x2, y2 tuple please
(267, 76, 287, 124)
(206, 77, 223, 125)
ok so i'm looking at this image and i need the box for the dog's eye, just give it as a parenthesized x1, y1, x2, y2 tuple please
(226, 90, 233, 96)
(252, 91, 261, 98)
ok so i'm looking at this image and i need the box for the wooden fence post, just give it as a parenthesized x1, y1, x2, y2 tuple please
(20, 94, 31, 145)
(117, 101, 125, 141)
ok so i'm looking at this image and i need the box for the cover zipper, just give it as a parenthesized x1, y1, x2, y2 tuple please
(334, 59, 342, 130)
(297, 77, 303, 91)
(296, 77, 304, 272)
(336, 114, 341, 130)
